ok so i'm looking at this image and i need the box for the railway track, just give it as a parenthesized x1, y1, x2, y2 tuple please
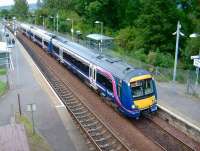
(133, 115, 195, 151)
(12, 28, 200, 151)
(17, 33, 132, 151)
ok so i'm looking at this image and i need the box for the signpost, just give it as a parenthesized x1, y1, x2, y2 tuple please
(191, 54, 200, 85)
(26, 104, 37, 134)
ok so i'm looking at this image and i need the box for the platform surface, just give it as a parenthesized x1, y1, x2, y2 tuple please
(0, 124, 30, 151)
(157, 82, 200, 129)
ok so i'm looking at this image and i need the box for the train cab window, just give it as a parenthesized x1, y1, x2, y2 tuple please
(96, 72, 113, 92)
(53, 45, 59, 54)
(131, 78, 153, 98)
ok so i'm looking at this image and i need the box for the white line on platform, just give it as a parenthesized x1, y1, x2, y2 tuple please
(158, 104, 200, 133)
(56, 104, 66, 108)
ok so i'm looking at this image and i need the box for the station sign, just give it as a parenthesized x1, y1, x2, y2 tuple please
(193, 59, 200, 68)
(191, 55, 200, 60)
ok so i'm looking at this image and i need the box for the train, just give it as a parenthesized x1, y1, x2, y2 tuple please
(18, 22, 158, 119)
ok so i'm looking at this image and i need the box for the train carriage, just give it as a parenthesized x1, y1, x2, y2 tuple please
(19, 23, 157, 119)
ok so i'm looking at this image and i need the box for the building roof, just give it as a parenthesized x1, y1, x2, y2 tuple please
(0, 42, 10, 53)
(86, 34, 113, 41)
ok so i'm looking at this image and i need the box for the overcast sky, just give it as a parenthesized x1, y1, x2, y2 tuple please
(0, 0, 37, 6)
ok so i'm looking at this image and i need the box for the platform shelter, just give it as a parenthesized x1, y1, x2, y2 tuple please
(0, 42, 11, 69)
(86, 33, 114, 51)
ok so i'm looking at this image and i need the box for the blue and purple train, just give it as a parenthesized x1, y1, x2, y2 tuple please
(19, 23, 157, 119)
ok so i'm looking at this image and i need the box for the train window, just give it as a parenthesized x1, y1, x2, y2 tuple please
(35, 35, 42, 42)
(63, 52, 89, 76)
(53, 45, 59, 54)
(96, 72, 113, 92)
(44, 41, 48, 47)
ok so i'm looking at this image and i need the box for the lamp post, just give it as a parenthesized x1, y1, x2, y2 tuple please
(95, 21, 103, 53)
(189, 33, 200, 86)
(172, 21, 184, 82)
(66, 18, 74, 41)
(76, 30, 81, 43)
(32, 15, 36, 25)
(40, 16, 45, 28)
(56, 13, 59, 33)
(49, 16, 55, 32)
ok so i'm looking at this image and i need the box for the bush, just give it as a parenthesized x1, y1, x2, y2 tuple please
(133, 49, 147, 63)
(147, 51, 174, 67)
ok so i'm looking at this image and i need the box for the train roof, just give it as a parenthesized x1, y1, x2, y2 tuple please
(20, 23, 150, 82)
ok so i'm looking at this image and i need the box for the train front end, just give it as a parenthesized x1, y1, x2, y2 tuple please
(130, 74, 157, 114)
(120, 71, 157, 118)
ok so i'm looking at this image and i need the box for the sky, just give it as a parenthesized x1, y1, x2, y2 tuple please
(0, 0, 37, 6)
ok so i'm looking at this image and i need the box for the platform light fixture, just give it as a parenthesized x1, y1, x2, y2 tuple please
(66, 18, 74, 41)
(172, 21, 185, 82)
(189, 33, 200, 86)
(40, 16, 45, 28)
(94, 20, 103, 53)
(49, 16, 56, 32)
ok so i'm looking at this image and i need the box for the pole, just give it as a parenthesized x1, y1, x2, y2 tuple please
(17, 93, 22, 116)
(54, 17, 55, 32)
(173, 21, 181, 82)
(100, 22, 103, 53)
(43, 17, 44, 29)
(31, 105, 35, 134)
(56, 14, 58, 33)
(71, 19, 74, 41)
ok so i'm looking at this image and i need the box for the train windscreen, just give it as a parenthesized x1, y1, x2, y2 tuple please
(131, 78, 153, 98)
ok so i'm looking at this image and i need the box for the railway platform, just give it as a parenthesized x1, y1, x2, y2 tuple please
(0, 28, 88, 151)
(157, 82, 200, 130)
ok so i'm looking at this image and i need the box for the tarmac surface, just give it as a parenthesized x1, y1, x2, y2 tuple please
(0, 28, 88, 151)
(157, 82, 200, 128)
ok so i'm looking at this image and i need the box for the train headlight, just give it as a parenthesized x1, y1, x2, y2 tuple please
(132, 105, 135, 109)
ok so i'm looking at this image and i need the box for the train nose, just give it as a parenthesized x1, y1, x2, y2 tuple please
(134, 96, 155, 110)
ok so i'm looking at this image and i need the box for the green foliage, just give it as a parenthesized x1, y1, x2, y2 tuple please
(0, 81, 7, 96)
(0, 68, 6, 75)
(16, 113, 53, 151)
(3, 0, 200, 69)
(147, 51, 174, 67)
(0, 9, 10, 18)
(12, 0, 29, 20)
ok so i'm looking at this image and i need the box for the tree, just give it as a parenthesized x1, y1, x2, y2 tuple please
(0, 9, 10, 19)
(12, 0, 29, 19)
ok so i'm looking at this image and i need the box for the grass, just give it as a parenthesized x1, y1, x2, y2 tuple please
(16, 113, 53, 151)
(0, 68, 6, 75)
(0, 81, 7, 96)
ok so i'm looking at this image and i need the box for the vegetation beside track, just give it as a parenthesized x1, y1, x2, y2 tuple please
(0, 68, 6, 75)
(0, 81, 7, 96)
(16, 113, 53, 151)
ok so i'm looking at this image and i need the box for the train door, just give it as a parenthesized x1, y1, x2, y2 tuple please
(42, 39, 44, 49)
(60, 48, 64, 63)
(89, 64, 97, 90)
